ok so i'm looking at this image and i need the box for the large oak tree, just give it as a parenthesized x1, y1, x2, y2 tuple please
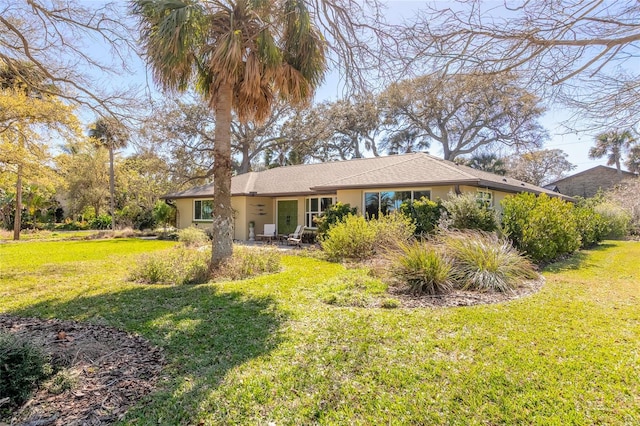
(380, 73, 547, 161)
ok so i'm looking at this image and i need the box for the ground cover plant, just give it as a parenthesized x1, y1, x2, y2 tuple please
(1, 238, 640, 424)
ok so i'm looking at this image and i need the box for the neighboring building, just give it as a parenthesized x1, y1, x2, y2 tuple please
(163, 152, 571, 240)
(547, 165, 637, 198)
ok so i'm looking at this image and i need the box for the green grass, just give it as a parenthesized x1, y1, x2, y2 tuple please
(1, 239, 640, 424)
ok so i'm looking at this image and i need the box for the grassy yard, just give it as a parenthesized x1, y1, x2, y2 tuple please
(1, 239, 639, 424)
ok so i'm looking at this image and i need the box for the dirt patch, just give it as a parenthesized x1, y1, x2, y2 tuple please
(387, 277, 545, 308)
(0, 315, 164, 426)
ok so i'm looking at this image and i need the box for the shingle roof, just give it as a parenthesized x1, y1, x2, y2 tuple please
(163, 153, 570, 199)
(547, 165, 637, 186)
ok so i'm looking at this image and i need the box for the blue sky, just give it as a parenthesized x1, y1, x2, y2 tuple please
(102, 0, 620, 174)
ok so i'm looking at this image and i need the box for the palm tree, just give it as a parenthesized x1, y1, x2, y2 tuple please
(464, 153, 507, 176)
(132, 0, 326, 267)
(589, 130, 637, 175)
(88, 117, 129, 230)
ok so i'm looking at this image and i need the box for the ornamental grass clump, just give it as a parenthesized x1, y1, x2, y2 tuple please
(177, 226, 210, 247)
(443, 231, 538, 292)
(214, 246, 281, 281)
(0, 332, 53, 408)
(130, 246, 211, 285)
(391, 241, 454, 295)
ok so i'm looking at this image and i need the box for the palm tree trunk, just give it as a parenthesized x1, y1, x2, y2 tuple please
(109, 147, 116, 230)
(210, 82, 235, 268)
(13, 164, 22, 241)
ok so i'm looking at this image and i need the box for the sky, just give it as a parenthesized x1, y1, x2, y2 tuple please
(311, 1, 614, 174)
(97, 0, 622, 175)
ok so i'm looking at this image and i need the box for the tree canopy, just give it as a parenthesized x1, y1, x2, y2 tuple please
(132, 0, 327, 266)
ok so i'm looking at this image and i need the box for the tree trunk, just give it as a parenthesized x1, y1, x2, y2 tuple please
(109, 147, 116, 230)
(13, 164, 22, 241)
(239, 143, 251, 174)
(210, 83, 235, 268)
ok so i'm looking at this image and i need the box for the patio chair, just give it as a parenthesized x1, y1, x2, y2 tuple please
(287, 225, 304, 246)
(257, 223, 276, 244)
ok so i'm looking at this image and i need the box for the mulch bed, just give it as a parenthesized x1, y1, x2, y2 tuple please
(0, 315, 164, 426)
(388, 277, 546, 308)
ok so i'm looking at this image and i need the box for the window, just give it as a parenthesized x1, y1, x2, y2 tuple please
(305, 196, 335, 227)
(476, 190, 493, 208)
(364, 190, 430, 219)
(194, 199, 213, 220)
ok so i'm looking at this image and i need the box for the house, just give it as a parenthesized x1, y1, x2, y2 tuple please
(547, 165, 637, 198)
(162, 152, 570, 240)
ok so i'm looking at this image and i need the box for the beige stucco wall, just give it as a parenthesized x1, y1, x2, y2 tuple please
(243, 196, 275, 238)
(336, 190, 362, 213)
(174, 185, 527, 240)
(231, 197, 247, 240)
(174, 198, 196, 230)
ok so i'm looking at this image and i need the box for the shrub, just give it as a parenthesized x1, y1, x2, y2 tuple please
(178, 226, 210, 247)
(443, 231, 538, 292)
(371, 212, 416, 252)
(55, 220, 89, 231)
(398, 197, 443, 236)
(315, 202, 358, 238)
(594, 202, 631, 239)
(573, 205, 608, 248)
(0, 332, 53, 407)
(215, 246, 281, 280)
(130, 246, 211, 285)
(89, 214, 112, 230)
(391, 241, 454, 295)
(501, 193, 581, 263)
(441, 192, 498, 232)
(320, 213, 414, 261)
(604, 178, 640, 235)
(321, 214, 378, 261)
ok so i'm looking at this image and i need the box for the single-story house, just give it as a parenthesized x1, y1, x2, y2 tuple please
(546, 165, 637, 198)
(162, 152, 570, 240)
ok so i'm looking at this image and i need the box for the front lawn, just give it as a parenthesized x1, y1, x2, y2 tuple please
(1, 239, 639, 424)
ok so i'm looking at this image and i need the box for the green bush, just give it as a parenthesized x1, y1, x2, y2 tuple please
(130, 246, 211, 285)
(391, 241, 453, 295)
(315, 202, 358, 238)
(594, 202, 631, 239)
(573, 205, 608, 248)
(215, 246, 282, 280)
(321, 214, 377, 261)
(443, 231, 538, 292)
(89, 214, 112, 230)
(501, 193, 580, 263)
(0, 332, 53, 408)
(55, 220, 89, 231)
(320, 213, 414, 261)
(398, 197, 443, 236)
(178, 226, 210, 247)
(371, 212, 416, 252)
(441, 192, 498, 232)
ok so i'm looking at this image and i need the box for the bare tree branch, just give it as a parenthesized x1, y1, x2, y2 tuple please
(400, 1, 640, 129)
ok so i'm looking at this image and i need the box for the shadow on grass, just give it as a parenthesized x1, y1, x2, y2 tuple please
(7, 284, 285, 424)
(543, 243, 616, 273)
